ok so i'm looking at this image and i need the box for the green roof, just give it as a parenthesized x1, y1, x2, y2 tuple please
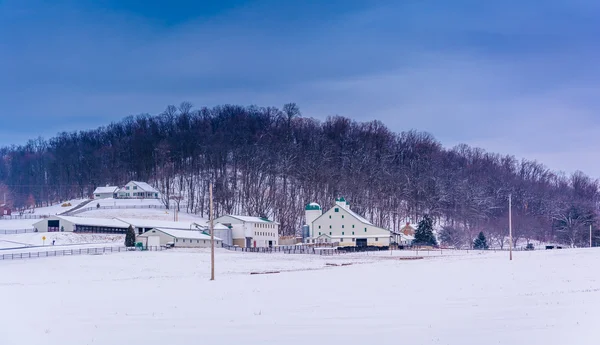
(305, 203, 321, 210)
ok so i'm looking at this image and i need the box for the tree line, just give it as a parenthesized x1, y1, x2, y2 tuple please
(1, 102, 598, 247)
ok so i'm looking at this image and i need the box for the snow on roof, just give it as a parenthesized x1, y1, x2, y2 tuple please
(226, 215, 279, 224)
(117, 217, 198, 230)
(93, 186, 118, 194)
(130, 181, 159, 193)
(149, 228, 222, 241)
(213, 222, 229, 230)
(344, 208, 373, 225)
(57, 216, 130, 228)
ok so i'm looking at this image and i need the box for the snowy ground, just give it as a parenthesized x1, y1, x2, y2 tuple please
(0, 232, 124, 251)
(76, 205, 207, 223)
(1, 248, 598, 345)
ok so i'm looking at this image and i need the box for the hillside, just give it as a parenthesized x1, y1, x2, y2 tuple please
(1, 104, 598, 247)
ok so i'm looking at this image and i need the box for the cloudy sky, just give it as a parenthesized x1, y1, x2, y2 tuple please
(1, 0, 599, 175)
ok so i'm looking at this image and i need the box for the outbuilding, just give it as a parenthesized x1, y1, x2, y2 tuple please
(213, 215, 279, 248)
(93, 186, 119, 199)
(0, 204, 11, 217)
(137, 228, 222, 248)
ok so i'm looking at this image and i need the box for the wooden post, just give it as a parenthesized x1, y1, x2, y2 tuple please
(210, 182, 215, 281)
(590, 224, 593, 248)
(509, 194, 513, 261)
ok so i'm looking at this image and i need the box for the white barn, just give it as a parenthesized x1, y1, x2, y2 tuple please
(117, 181, 159, 199)
(136, 228, 222, 248)
(93, 186, 119, 199)
(213, 215, 279, 248)
(305, 197, 392, 248)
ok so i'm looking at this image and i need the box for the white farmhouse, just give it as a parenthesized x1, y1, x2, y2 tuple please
(117, 181, 159, 199)
(305, 197, 392, 248)
(213, 215, 279, 248)
(93, 186, 119, 199)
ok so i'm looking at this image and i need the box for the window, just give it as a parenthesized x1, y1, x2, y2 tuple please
(176, 239, 179, 242)
(365, 228, 367, 232)
(352, 225, 355, 228)
(341, 238, 344, 242)
(342, 215, 344, 219)
(352, 231, 354, 235)
(197, 240, 199, 243)
(318, 225, 321, 229)
(329, 225, 332, 229)
(329, 232, 332, 235)
(342, 232, 344, 235)
(319, 232, 321, 235)
(342, 225, 344, 228)
(126, 186, 130, 190)
(133, 186, 138, 190)
(375, 237, 379, 241)
(329, 215, 332, 219)
(352, 238, 355, 242)
(335, 208, 339, 212)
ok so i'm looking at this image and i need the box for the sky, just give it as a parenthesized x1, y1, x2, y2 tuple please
(1, 0, 599, 176)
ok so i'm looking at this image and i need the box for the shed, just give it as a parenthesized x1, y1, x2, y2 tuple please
(137, 228, 222, 248)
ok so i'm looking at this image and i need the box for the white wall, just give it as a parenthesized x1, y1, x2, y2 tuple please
(32, 216, 75, 233)
(93, 192, 114, 199)
(312, 206, 390, 247)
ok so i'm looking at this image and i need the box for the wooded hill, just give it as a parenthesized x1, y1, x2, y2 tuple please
(1, 103, 598, 247)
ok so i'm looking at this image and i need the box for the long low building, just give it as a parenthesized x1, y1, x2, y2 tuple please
(137, 228, 222, 248)
(33, 216, 130, 233)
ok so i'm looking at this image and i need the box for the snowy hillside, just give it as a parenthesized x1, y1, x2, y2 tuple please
(1, 248, 599, 344)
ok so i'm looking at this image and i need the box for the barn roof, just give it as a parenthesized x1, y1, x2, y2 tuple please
(145, 228, 222, 241)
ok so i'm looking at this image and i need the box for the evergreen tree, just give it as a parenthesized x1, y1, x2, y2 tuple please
(125, 225, 136, 247)
(473, 231, 489, 250)
(414, 215, 438, 246)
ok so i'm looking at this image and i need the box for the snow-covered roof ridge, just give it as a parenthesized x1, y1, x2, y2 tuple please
(227, 215, 279, 224)
(129, 181, 159, 193)
(150, 228, 222, 241)
(93, 186, 119, 194)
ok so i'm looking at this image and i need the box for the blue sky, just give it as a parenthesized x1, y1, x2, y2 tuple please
(1, 0, 599, 175)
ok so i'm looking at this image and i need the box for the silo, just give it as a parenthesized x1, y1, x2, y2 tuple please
(305, 202, 322, 239)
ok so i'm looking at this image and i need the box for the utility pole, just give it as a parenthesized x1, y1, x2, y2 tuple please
(210, 182, 215, 281)
(509, 194, 513, 261)
(590, 224, 593, 248)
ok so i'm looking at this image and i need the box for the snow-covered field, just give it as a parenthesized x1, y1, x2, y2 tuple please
(0, 232, 124, 251)
(1, 248, 598, 345)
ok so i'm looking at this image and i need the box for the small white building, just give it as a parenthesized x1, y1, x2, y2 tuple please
(93, 186, 119, 199)
(117, 181, 159, 199)
(137, 228, 222, 248)
(194, 222, 233, 246)
(33, 216, 131, 233)
(305, 197, 392, 248)
(213, 215, 279, 248)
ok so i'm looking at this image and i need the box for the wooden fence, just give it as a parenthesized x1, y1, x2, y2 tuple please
(0, 246, 164, 261)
